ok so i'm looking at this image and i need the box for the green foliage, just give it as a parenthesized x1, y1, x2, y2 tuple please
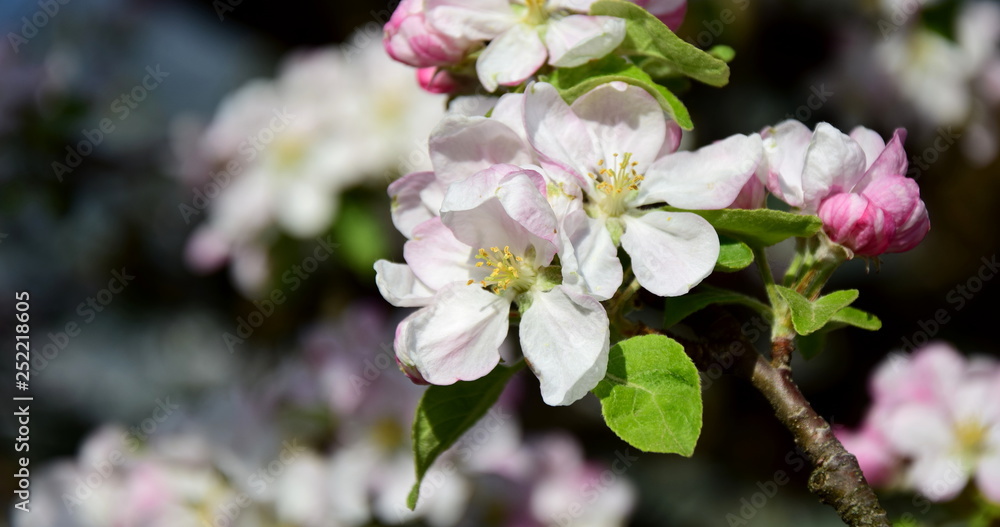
(592, 335, 702, 455)
(665, 208, 823, 247)
(663, 284, 770, 328)
(795, 306, 882, 359)
(590, 0, 730, 87)
(716, 235, 754, 272)
(549, 55, 693, 129)
(332, 196, 390, 278)
(775, 286, 859, 336)
(828, 306, 882, 331)
(407, 363, 522, 509)
(707, 45, 736, 63)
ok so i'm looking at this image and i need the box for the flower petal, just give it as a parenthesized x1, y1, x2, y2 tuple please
(477, 24, 548, 92)
(818, 192, 894, 256)
(519, 285, 609, 406)
(388, 171, 443, 238)
(761, 119, 812, 208)
(395, 283, 510, 385)
(570, 81, 667, 171)
(374, 260, 436, 307)
(545, 15, 626, 68)
(860, 173, 920, 226)
(857, 128, 909, 188)
(425, 0, 517, 40)
(848, 126, 887, 170)
(548, 0, 596, 10)
(489, 92, 529, 143)
(860, 174, 929, 253)
(560, 211, 623, 300)
(525, 82, 598, 181)
(907, 454, 969, 502)
(440, 164, 559, 263)
(883, 405, 954, 456)
(621, 211, 719, 297)
(429, 115, 534, 184)
(800, 123, 867, 211)
(404, 217, 475, 290)
(276, 180, 335, 237)
(976, 452, 1000, 503)
(639, 133, 763, 209)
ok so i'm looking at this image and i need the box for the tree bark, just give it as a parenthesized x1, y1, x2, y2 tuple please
(659, 313, 890, 526)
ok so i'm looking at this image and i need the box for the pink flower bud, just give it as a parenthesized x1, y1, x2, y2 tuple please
(860, 175, 930, 253)
(383, 0, 469, 68)
(789, 125, 930, 256)
(818, 193, 895, 256)
(416, 67, 460, 94)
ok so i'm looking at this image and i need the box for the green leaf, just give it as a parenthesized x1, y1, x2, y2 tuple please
(663, 284, 770, 328)
(592, 335, 702, 455)
(591, 0, 730, 87)
(707, 45, 736, 63)
(634, 56, 679, 79)
(794, 307, 881, 359)
(775, 286, 859, 336)
(407, 363, 522, 509)
(829, 306, 882, 331)
(549, 55, 693, 129)
(664, 208, 823, 247)
(715, 235, 753, 272)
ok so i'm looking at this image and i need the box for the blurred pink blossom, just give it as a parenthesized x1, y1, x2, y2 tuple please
(837, 343, 1000, 503)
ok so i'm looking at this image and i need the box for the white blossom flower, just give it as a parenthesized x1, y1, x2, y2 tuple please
(377, 164, 610, 406)
(523, 81, 761, 297)
(183, 35, 446, 294)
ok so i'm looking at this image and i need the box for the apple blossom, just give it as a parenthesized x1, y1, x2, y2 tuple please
(761, 121, 929, 256)
(523, 81, 762, 297)
(377, 164, 610, 406)
(417, 66, 462, 93)
(423, 0, 628, 91)
(386, 92, 535, 239)
(860, 1, 1000, 165)
(837, 343, 1000, 503)
(182, 35, 446, 294)
(383, 0, 472, 68)
(16, 426, 266, 527)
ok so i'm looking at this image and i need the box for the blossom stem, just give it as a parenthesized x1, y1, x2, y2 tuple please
(608, 269, 642, 329)
(794, 234, 850, 300)
(783, 238, 808, 286)
(752, 245, 781, 310)
(753, 245, 795, 343)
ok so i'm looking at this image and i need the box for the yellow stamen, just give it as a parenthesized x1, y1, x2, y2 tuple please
(469, 245, 534, 294)
(591, 152, 645, 216)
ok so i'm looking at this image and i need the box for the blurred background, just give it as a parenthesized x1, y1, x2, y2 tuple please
(0, 0, 998, 525)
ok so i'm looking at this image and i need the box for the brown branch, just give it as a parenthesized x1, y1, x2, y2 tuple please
(662, 312, 889, 527)
(771, 336, 794, 372)
(751, 345, 889, 526)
